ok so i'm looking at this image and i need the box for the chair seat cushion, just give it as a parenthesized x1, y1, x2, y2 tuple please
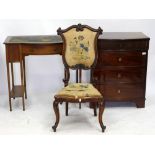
(55, 83, 103, 100)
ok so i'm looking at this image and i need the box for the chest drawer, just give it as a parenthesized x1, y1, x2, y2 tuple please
(98, 39, 149, 51)
(92, 68, 145, 84)
(97, 51, 147, 67)
(95, 83, 145, 101)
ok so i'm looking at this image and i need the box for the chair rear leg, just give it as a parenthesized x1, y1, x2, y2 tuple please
(94, 103, 97, 116)
(66, 102, 68, 116)
(79, 103, 81, 109)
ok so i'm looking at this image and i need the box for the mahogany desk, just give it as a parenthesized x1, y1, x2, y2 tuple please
(4, 33, 150, 111)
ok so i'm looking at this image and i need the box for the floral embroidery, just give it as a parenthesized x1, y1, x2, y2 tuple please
(78, 35, 84, 41)
(69, 35, 90, 61)
(64, 28, 97, 68)
(56, 83, 102, 99)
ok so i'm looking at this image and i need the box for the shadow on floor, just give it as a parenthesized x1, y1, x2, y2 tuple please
(105, 101, 136, 108)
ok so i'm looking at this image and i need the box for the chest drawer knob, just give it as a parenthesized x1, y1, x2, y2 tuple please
(142, 52, 146, 55)
(117, 73, 122, 78)
(117, 89, 121, 94)
(118, 57, 122, 62)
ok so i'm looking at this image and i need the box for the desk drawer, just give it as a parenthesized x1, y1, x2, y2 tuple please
(97, 83, 144, 100)
(22, 44, 62, 55)
(92, 68, 145, 84)
(97, 51, 147, 67)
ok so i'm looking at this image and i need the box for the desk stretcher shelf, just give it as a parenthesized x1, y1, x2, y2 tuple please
(10, 85, 24, 98)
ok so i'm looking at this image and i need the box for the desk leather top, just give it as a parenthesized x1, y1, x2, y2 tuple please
(4, 32, 150, 44)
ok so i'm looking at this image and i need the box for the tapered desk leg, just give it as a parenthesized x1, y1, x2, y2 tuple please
(23, 57, 27, 99)
(11, 62, 15, 99)
(20, 58, 25, 111)
(6, 62, 12, 111)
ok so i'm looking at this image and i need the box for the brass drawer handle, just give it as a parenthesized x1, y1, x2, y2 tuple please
(117, 89, 121, 94)
(118, 57, 122, 62)
(117, 73, 121, 78)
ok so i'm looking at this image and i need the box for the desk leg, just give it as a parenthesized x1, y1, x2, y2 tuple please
(20, 59, 25, 111)
(23, 57, 27, 99)
(11, 62, 15, 99)
(6, 62, 12, 111)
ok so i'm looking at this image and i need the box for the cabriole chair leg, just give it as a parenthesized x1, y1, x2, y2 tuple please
(52, 100, 60, 132)
(98, 101, 106, 132)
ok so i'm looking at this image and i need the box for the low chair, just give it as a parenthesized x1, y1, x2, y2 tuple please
(52, 24, 106, 132)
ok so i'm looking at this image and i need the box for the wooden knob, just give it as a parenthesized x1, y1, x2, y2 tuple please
(117, 89, 121, 94)
(118, 57, 122, 62)
(117, 73, 121, 78)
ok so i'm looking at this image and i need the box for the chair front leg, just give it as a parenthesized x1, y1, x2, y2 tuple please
(98, 101, 106, 132)
(52, 100, 60, 132)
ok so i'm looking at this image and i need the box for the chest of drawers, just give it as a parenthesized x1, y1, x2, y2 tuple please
(91, 32, 150, 108)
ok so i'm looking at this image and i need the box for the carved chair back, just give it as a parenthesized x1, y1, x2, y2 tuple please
(57, 24, 102, 85)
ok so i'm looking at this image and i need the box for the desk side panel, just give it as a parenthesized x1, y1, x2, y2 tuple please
(6, 44, 20, 62)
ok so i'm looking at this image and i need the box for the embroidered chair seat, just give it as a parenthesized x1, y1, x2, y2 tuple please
(55, 83, 103, 100)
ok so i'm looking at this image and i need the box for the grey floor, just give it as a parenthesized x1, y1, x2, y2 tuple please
(0, 93, 155, 135)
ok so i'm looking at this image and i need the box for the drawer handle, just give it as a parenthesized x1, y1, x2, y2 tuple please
(118, 57, 122, 62)
(117, 89, 121, 94)
(117, 73, 121, 78)
(142, 52, 146, 55)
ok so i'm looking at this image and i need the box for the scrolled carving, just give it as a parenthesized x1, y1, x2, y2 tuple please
(76, 23, 84, 31)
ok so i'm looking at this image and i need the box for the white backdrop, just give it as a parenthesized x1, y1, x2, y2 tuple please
(0, 19, 155, 98)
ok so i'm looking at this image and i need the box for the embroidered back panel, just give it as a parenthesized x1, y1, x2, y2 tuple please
(63, 28, 97, 68)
